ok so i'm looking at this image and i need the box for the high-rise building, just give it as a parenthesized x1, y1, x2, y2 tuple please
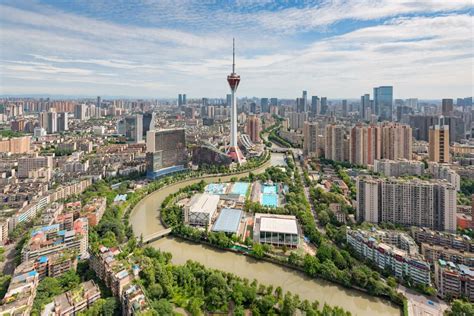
(97, 96, 101, 108)
(288, 112, 306, 130)
(260, 98, 269, 113)
(357, 177, 457, 232)
(325, 124, 348, 162)
(246, 115, 261, 143)
(178, 94, 183, 106)
(270, 98, 278, 107)
(182, 94, 187, 105)
(0, 136, 31, 154)
(350, 124, 381, 166)
(226, 39, 245, 164)
(429, 119, 450, 163)
(342, 100, 348, 117)
(57, 112, 68, 132)
(146, 128, 187, 178)
(311, 96, 320, 115)
(303, 122, 319, 157)
(374, 86, 393, 121)
(441, 99, 454, 116)
(226, 94, 232, 107)
(302, 90, 307, 112)
(117, 114, 143, 143)
(360, 94, 370, 120)
(142, 112, 155, 137)
(380, 123, 412, 161)
(296, 98, 305, 113)
(47, 111, 57, 134)
(320, 97, 328, 115)
(74, 104, 88, 121)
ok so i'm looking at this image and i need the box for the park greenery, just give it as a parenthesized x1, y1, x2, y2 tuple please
(0, 130, 25, 138)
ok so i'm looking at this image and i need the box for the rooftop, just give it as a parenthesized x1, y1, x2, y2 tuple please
(257, 213, 298, 235)
(212, 208, 242, 233)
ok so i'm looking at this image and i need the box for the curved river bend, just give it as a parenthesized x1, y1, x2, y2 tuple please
(129, 153, 400, 316)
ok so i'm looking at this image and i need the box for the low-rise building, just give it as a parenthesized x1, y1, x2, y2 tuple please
(328, 203, 346, 224)
(121, 284, 150, 316)
(53, 280, 101, 315)
(347, 228, 431, 286)
(434, 259, 474, 302)
(183, 193, 220, 227)
(411, 227, 473, 253)
(0, 262, 39, 315)
(253, 213, 299, 248)
(81, 197, 106, 226)
(421, 243, 474, 267)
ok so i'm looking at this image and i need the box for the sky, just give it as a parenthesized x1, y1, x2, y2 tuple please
(0, 0, 473, 99)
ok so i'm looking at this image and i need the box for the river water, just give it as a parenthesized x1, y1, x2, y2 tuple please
(129, 153, 400, 315)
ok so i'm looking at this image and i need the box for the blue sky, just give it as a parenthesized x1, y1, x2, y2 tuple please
(0, 0, 472, 99)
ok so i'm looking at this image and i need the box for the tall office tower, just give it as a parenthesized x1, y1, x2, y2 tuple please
(374, 86, 393, 121)
(406, 98, 418, 109)
(342, 100, 348, 117)
(226, 39, 245, 164)
(178, 94, 183, 106)
(146, 128, 187, 178)
(302, 90, 308, 112)
(117, 114, 143, 143)
(429, 118, 450, 163)
(250, 102, 257, 114)
(380, 123, 412, 161)
(288, 112, 307, 130)
(270, 98, 278, 107)
(39, 112, 48, 130)
(320, 97, 328, 115)
(74, 104, 88, 120)
(57, 112, 69, 132)
(349, 124, 381, 166)
(303, 121, 319, 157)
(311, 96, 320, 115)
(202, 98, 209, 107)
(142, 112, 155, 137)
(325, 124, 348, 162)
(183, 94, 187, 105)
(46, 111, 57, 134)
(296, 98, 305, 113)
(226, 94, 232, 107)
(361, 94, 370, 120)
(97, 96, 101, 108)
(396, 105, 413, 122)
(441, 99, 454, 116)
(246, 115, 261, 143)
(357, 177, 457, 232)
(260, 98, 269, 113)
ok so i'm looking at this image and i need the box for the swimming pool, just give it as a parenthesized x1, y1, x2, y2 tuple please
(231, 182, 249, 196)
(261, 193, 278, 207)
(205, 183, 226, 195)
(262, 185, 277, 194)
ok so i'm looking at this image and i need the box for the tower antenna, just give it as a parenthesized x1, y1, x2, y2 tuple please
(232, 38, 235, 74)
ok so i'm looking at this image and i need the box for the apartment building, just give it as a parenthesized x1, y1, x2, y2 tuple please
(121, 284, 150, 316)
(357, 177, 457, 232)
(373, 159, 424, 177)
(53, 280, 101, 316)
(0, 262, 39, 315)
(421, 243, 474, 267)
(411, 227, 474, 253)
(347, 228, 431, 286)
(435, 259, 474, 302)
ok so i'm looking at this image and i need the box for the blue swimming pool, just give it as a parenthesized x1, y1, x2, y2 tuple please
(231, 182, 249, 196)
(262, 185, 277, 194)
(205, 183, 226, 195)
(261, 193, 278, 207)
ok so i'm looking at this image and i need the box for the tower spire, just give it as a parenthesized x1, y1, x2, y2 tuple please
(232, 38, 235, 74)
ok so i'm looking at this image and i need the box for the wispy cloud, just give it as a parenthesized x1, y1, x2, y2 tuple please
(0, 1, 472, 98)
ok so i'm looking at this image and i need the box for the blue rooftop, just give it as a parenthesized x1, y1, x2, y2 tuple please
(38, 256, 48, 264)
(212, 208, 243, 234)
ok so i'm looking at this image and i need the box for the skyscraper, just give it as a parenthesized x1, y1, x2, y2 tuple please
(142, 112, 155, 137)
(441, 99, 454, 116)
(311, 96, 320, 115)
(302, 90, 308, 112)
(320, 97, 328, 115)
(146, 128, 187, 178)
(270, 98, 278, 107)
(117, 114, 143, 143)
(260, 98, 269, 113)
(342, 100, 348, 117)
(46, 111, 57, 134)
(246, 115, 261, 143)
(183, 94, 187, 105)
(325, 124, 348, 162)
(226, 39, 245, 164)
(361, 94, 370, 120)
(178, 94, 183, 106)
(303, 121, 319, 157)
(374, 86, 393, 121)
(429, 118, 450, 163)
(57, 112, 68, 132)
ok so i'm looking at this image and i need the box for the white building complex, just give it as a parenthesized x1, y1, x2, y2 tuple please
(346, 228, 431, 286)
(373, 159, 424, 177)
(357, 176, 457, 232)
(253, 213, 299, 248)
(183, 193, 220, 227)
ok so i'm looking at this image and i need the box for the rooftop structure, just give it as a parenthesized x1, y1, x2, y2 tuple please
(212, 208, 243, 234)
(53, 280, 101, 316)
(184, 193, 220, 227)
(254, 213, 299, 248)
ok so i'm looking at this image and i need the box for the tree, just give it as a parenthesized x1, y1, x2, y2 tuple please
(281, 293, 297, 316)
(152, 299, 173, 315)
(252, 243, 265, 258)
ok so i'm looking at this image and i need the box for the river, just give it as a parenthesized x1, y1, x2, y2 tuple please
(129, 153, 400, 315)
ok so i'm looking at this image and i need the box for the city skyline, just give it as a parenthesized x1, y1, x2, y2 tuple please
(0, 0, 472, 99)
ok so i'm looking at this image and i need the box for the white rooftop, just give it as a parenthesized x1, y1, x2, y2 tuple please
(259, 216, 298, 235)
(189, 193, 220, 215)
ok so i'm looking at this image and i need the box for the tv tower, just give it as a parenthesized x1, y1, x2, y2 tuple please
(227, 38, 245, 164)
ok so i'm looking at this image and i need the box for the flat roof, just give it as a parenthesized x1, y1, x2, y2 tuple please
(212, 208, 242, 233)
(259, 216, 298, 235)
(190, 193, 220, 214)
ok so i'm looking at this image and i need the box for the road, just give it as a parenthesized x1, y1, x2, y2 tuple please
(398, 285, 449, 316)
